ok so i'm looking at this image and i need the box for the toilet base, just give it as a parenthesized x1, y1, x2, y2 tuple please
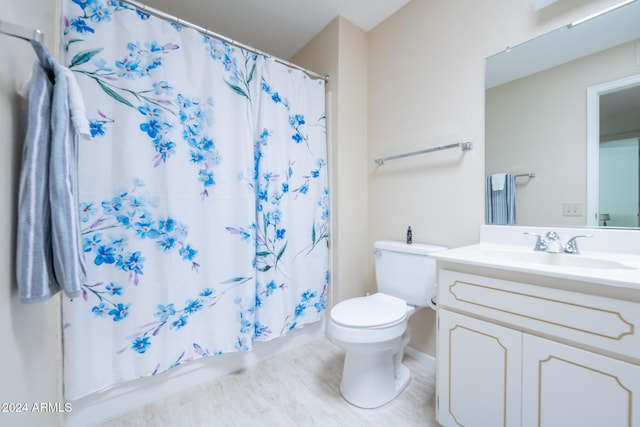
(330, 307, 418, 409)
(335, 324, 413, 409)
(339, 346, 411, 409)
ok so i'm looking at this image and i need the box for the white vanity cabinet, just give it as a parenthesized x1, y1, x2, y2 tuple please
(521, 334, 640, 427)
(437, 309, 522, 426)
(436, 268, 640, 427)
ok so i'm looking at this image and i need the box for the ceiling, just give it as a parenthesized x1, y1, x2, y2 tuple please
(140, 0, 410, 60)
(486, 0, 640, 88)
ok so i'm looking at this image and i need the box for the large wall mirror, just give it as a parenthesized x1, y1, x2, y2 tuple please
(485, 0, 640, 228)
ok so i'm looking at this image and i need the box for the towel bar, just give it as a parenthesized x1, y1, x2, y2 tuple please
(374, 141, 472, 165)
(0, 20, 44, 43)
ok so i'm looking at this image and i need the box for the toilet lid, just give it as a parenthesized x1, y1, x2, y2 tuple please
(331, 293, 407, 328)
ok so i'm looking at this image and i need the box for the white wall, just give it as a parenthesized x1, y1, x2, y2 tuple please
(0, 1, 63, 426)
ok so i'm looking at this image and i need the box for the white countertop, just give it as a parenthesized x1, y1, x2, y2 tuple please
(432, 225, 640, 289)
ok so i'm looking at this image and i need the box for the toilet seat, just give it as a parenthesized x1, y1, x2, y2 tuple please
(330, 293, 408, 329)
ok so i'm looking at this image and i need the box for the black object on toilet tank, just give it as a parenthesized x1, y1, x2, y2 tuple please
(406, 226, 412, 244)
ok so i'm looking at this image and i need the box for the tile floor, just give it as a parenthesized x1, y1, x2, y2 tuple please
(98, 339, 438, 427)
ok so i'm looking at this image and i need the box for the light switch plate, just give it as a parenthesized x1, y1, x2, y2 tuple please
(563, 202, 583, 217)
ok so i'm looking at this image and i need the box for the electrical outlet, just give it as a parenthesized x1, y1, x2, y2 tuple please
(562, 202, 583, 217)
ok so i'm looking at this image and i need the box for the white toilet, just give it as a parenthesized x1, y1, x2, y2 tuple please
(329, 240, 446, 409)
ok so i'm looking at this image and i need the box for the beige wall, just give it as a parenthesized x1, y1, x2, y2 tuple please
(487, 38, 640, 227)
(297, 0, 622, 358)
(367, 0, 623, 356)
(0, 0, 62, 426)
(292, 17, 369, 305)
(368, 0, 623, 357)
(2, 2, 630, 419)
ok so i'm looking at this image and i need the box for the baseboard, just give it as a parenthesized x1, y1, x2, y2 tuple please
(405, 346, 436, 378)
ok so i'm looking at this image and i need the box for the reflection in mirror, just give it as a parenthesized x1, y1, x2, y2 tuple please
(587, 75, 640, 228)
(485, 0, 640, 228)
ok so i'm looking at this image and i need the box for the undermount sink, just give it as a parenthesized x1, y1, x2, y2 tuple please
(477, 250, 636, 270)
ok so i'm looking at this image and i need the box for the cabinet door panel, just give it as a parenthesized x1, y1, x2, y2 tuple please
(438, 269, 640, 363)
(522, 334, 640, 427)
(438, 309, 522, 427)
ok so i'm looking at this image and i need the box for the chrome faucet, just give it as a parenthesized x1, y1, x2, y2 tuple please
(544, 231, 563, 253)
(523, 232, 547, 252)
(563, 235, 594, 254)
(524, 232, 593, 254)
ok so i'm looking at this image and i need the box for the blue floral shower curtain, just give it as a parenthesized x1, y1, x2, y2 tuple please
(61, 0, 328, 400)
(251, 60, 329, 337)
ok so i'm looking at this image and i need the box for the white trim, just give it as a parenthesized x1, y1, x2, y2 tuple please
(404, 346, 437, 379)
(586, 86, 600, 226)
(586, 73, 640, 226)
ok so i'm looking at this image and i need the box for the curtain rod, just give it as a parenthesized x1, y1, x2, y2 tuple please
(0, 20, 44, 43)
(123, 0, 329, 82)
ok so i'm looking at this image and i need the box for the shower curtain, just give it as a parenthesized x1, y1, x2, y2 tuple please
(61, 0, 328, 400)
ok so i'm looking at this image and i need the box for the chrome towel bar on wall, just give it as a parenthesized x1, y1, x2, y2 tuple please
(515, 172, 536, 178)
(373, 141, 473, 165)
(0, 20, 44, 43)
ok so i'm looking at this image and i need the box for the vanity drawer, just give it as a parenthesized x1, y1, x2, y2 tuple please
(438, 269, 640, 362)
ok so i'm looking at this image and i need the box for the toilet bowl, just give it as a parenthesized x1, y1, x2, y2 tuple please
(330, 293, 417, 408)
(329, 241, 446, 409)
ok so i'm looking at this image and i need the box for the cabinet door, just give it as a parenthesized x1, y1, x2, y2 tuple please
(522, 334, 640, 427)
(437, 309, 522, 427)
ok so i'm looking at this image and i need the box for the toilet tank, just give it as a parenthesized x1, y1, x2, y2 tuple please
(374, 241, 447, 307)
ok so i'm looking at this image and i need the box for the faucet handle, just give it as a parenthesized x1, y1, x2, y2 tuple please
(524, 232, 548, 251)
(563, 235, 594, 254)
